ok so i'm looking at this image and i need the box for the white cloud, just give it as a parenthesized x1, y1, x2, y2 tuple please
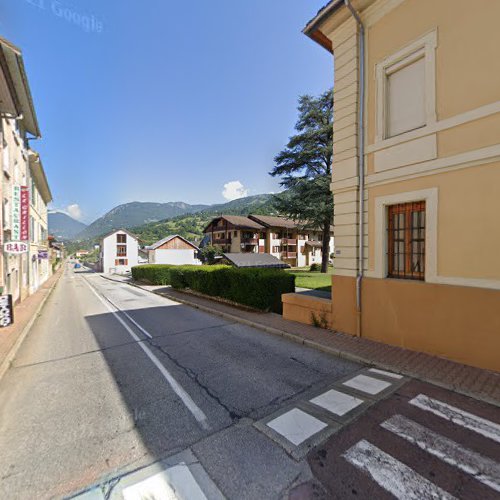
(66, 204, 83, 220)
(222, 181, 248, 201)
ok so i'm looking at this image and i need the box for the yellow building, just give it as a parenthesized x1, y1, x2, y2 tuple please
(298, 0, 500, 371)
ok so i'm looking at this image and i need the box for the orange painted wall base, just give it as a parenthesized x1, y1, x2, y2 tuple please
(330, 275, 500, 372)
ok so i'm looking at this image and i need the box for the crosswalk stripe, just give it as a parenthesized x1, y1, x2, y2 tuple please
(381, 414, 500, 493)
(343, 439, 456, 500)
(368, 368, 403, 379)
(410, 394, 500, 444)
(122, 465, 208, 500)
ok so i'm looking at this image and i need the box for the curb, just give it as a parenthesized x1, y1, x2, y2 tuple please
(0, 268, 64, 382)
(101, 274, 500, 408)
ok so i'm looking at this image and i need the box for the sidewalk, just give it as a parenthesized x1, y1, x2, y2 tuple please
(0, 266, 63, 380)
(105, 274, 500, 407)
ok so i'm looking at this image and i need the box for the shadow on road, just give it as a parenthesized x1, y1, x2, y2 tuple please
(83, 300, 361, 464)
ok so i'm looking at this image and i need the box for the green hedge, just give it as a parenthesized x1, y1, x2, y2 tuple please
(131, 264, 175, 285)
(169, 265, 295, 313)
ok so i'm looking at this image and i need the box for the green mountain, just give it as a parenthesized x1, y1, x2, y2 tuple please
(48, 212, 88, 240)
(76, 201, 209, 240)
(131, 194, 277, 245)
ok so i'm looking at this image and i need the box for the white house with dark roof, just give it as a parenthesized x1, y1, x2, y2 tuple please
(147, 235, 200, 265)
(98, 229, 139, 274)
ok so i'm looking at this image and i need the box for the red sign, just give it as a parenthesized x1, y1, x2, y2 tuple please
(20, 186, 30, 241)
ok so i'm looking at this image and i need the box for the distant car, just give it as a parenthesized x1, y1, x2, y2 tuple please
(74, 263, 81, 269)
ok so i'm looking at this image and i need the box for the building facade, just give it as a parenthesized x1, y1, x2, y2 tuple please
(248, 215, 334, 268)
(147, 235, 201, 265)
(28, 151, 52, 294)
(204, 215, 334, 268)
(0, 36, 49, 306)
(304, 0, 500, 371)
(99, 229, 139, 274)
(203, 216, 265, 255)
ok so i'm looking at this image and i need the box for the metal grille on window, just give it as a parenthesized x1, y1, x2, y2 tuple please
(387, 201, 425, 280)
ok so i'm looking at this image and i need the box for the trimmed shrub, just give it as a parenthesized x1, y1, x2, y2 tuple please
(309, 263, 321, 272)
(131, 264, 175, 285)
(169, 265, 295, 313)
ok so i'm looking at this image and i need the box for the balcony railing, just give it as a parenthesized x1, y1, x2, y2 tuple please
(282, 251, 297, 259)
(282, 238, 297, 245)
(213, 238, 231, 245)
(241, 237, 258, 245)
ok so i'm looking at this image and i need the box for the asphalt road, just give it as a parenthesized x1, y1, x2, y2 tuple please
(2, 264, 499, 500)
(0, 264, 362, 499)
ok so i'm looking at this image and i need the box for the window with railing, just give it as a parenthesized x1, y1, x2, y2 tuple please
(117, 245, 127, 257)
(387, 201, 425, 280)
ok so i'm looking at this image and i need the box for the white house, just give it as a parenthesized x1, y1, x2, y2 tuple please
(99, 229, 139, 274)
(147, 235, 201, 265)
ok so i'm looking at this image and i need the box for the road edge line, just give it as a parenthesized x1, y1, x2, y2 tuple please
(83, 275, 210, 430)
(0, 267, 64, 382)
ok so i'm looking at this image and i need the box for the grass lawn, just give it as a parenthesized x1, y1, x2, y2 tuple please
(285, 267, 333, 291)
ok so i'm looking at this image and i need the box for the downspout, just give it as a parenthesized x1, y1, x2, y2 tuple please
(344, 0, 365, 336)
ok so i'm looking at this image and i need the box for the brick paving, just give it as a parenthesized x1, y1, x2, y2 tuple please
(0, 266, 64, 379)
(105, 274, 500, 407)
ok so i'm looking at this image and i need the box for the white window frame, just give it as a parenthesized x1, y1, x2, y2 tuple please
(371, 188, 438, 282)
(375, 30, 437, 144)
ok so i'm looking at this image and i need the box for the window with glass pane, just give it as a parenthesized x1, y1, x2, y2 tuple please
(387, 202, 425, 280)
(117, 233, 127, 243)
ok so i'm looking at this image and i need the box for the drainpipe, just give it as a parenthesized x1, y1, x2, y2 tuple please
(344, 0, 365, 336)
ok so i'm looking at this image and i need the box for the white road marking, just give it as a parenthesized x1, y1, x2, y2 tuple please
(82, 276, 210, 430)
(310, 389, 364, 416)
(122, 464, 208, 500)
(382, 414, 500, 492)
(267, 408, 328, 446)
(368, 368, 403, 379)
(410, 394, 500, 444)
(343, 439, 456, 500)
(342, 374, 391, 395)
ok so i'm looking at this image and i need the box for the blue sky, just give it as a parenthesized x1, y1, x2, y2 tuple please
(2, 1, 332, 223)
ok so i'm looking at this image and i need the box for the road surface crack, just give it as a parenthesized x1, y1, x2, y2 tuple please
(148, 340, 243, 421)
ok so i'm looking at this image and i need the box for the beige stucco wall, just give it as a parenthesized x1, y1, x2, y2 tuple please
(302, 0, 500, 372)
(366, 0, 500, 144)
(367, 162, 500, 281)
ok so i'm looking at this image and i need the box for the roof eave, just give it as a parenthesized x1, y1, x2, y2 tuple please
(303, 0, 345, 53)
(29, 151, 52, 204)
(0, 36, 41, 137)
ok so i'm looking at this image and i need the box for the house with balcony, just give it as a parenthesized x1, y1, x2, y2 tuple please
(247, 215, 334, 267)
(204, 214, 334, 267)
(203, 215, 265, 254)
(293, 0, 500, 372)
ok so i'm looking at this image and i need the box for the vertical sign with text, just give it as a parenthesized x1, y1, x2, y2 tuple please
(12, 185, 21, 240)
(20, 186, 30, 241)
(0, 295, 13, 327)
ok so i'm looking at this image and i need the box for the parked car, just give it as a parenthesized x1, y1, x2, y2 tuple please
(74, 263, 81, 269)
